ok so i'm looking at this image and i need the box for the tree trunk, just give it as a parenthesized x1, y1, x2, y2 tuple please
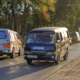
(15, 4, 19, 33)
(14, 2, 21, 33)
(18, 16, 21, 33)
(37, 15, 39, 28)
(24, 3, 27, 31)
(50, 12, 53, 26)
(15, 13, 18, 32)
(12, 0, 15, 30)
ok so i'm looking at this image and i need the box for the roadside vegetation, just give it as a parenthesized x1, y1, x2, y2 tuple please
(0, 0, 80, 35)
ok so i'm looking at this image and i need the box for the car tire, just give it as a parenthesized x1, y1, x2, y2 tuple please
(18, 48, 22, 56)
(10, 49, 15, 58)
(63, 50, 68, 60)
(27, 59, 32, 64)
(55, 54, 60, 65)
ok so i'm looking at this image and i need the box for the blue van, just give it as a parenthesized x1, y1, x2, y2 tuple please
(24, 27, 70, 65)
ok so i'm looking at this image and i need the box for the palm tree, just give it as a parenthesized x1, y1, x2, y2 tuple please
(23, 0, 57, 31)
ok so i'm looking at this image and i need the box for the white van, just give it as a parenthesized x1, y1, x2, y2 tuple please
(0, 29, 22, 58)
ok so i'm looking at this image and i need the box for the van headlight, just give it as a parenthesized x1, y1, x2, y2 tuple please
(24, 51, 31, 54)
(46, 52, 53, 55)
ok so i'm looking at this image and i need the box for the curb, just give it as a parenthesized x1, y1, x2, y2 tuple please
(43, 57, 80, 80)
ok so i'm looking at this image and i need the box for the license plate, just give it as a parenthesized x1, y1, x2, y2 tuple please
(27, 55, 37, 58)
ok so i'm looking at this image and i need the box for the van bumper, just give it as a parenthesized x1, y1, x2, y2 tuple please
(24, 54, 55, 61)
(0, 50, 10, 55)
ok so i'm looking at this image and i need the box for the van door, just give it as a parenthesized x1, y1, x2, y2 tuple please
(13, 33, 19, 53)
(16, 34, 21, 50)
(59, 32, 65, 57)
(0, 29, 10, 51)
(55, 32, 61, 58)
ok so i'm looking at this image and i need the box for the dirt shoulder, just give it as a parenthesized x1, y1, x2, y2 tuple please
(44, 57, 80, 80)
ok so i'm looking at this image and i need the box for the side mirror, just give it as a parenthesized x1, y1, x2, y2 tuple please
(57, 40, 60, 43)
(53, 37, 57, 43)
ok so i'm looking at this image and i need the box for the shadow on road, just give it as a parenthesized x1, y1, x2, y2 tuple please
(0, 59, 56, 80)
(0, 54, 21, 61)
(0, 55, 10, 61)
(0, 51, 69, 80)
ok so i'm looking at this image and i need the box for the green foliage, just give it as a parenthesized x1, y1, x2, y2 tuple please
(0, 0, 80, 35)
(52, 0, 80, 32)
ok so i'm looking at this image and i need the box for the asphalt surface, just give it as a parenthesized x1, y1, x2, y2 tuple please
(0, 43, 80, 80)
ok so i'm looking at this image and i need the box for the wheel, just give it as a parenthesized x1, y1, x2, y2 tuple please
(18, 48, 22, 56)
(55, 54, 60, 65)
(70, 40, 72, 45)
(63, 50, 68, 60)
(27, 59, 32, 64)
(10, 49, 15, 58)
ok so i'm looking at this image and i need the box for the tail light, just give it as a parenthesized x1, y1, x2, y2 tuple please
(3, 43, 10, 48)
(7, 43, 10, 47)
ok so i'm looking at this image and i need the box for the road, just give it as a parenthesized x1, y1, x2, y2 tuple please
(0, 43, 80, 80)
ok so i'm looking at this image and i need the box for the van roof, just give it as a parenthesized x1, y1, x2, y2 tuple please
(0, 28, 18, 34)
(30, 27, 68, 32)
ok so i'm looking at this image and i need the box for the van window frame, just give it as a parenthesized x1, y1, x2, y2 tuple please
(60, 32, 63, 41)
(66, 31, 69, 38)
(56, 32, 60, 40)
(16, 34, 20, 40)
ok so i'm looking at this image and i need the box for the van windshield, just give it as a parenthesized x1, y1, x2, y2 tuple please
(26, 33, 55, 44)
(0, 31, 7, 39)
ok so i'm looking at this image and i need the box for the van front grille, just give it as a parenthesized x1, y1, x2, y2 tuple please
(31, 51, 46, 55)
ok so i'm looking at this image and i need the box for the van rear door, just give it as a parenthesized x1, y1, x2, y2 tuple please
(0, 29, 10, 50)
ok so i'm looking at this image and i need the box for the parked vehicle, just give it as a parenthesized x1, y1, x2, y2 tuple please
(69, 36, 72, 45)
(24, 27, 70, 65)
(70, 31, 80, 43)
(0, 29, 22, 58)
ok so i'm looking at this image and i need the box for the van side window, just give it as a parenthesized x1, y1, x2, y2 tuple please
(66, 31, 69, 38)
(16, 34, 20, 40)
(56, 33, 60, 40)
(14, 34, 18, 40)
(10, 32, 15, 40)
(63, 31, 67, 40)
(9, 32, 11, 38)
(60, 33, 63, 41)
(13, 33, 17, 40)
